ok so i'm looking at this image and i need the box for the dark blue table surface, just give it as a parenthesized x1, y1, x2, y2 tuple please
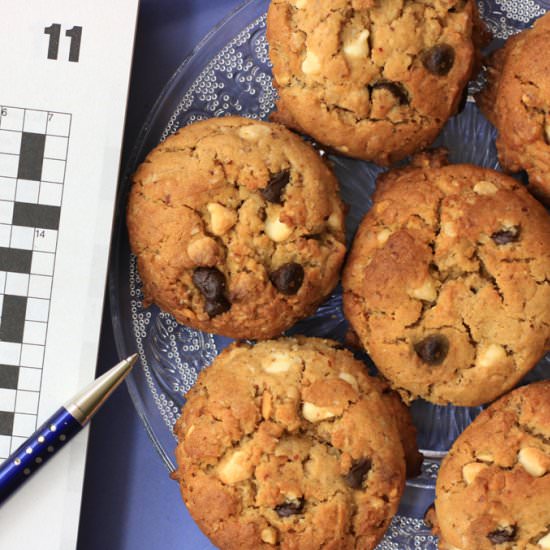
(77, 1, 240, 548)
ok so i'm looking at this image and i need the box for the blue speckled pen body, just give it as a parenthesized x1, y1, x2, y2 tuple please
(0, 354, 137, 505)
(0, 407, 81, 503)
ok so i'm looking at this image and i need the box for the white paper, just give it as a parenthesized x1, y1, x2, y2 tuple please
(0, 1, 138, 548)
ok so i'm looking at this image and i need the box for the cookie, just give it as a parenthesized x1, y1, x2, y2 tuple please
(127, 117, 346, 339)
(267, 0, 485, 165)
(342, 150, 550, 406)
(432, 380, 550, 550)
(174, 337, 418, 550)
(477, 12, 550, 205)
(370, 374, 424, 479)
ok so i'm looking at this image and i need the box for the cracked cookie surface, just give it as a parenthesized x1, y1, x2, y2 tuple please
(267, 0, 482, 165)
(174, 337, 416, 550)
(342, 150, 550, 406)
(431, 380, 550, 550)
(476, 12, 550, 206)
(127, 117, 346, 339)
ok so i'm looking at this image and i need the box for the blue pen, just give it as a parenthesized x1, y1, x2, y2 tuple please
(0, 353, 138, 504)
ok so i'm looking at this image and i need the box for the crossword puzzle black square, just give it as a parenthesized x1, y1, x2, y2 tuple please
(0, 365, 19, 390)
(0, 295, 27, 343)
(13, 203, 60, 230)
(17, 132, 46, 181)
(0, 247, 32, 273)
(0, 412, 14, 437)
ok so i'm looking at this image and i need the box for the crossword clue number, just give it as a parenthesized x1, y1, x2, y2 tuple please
(0, 106, 71, 460)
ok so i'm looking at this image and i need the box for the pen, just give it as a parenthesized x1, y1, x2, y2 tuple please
(0, 353, 138, 505)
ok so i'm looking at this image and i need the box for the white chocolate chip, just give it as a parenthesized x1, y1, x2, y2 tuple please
(338, 145, 350, 153)
(476, 344, 507, 369)
(262, 352, 298, 374)
(218, 450, 252, 484)
(476, 452, 495, 464)
(473, 181, 498, 195)
(328, 210, 343, 232)
(441, 221, 457, 237)
(207, 203, 237, 236)
(462, 462, 488, 485)
(238, 124, 271, 141)
(408, 279, 437, 302)
(261, 527, 278, 545)
(262, 391, 273, 420)
(343, 29, 370, 59)
(518, 447, 547, 477)
(291, 0, 307, 7)
(537, 532, 550, 549)
(377, 228, 392, 246)
(339, 372, 359, 391)
(374, 200, 391, 215)
(301, 50, 321, 75)
(265, 212, 292, 242)
(185, 425, 195, 438)
(302, 402, 336, 422)
(187, 236, 220, 266)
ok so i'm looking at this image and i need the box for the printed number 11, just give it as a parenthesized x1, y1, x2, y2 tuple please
(44, 24, 82, 62)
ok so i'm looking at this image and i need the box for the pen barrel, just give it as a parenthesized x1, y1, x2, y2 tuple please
(0, 407, 81, 504)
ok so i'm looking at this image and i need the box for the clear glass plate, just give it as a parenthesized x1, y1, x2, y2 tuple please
(109, 1, 550, 547)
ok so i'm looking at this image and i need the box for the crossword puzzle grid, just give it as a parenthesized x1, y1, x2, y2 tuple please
(0, 106, 71, 460)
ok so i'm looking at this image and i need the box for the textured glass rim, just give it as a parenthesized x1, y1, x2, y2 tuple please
(109, 0, 258, 473)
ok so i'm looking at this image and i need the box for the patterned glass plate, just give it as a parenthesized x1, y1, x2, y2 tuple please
(109, 1, 550, 547)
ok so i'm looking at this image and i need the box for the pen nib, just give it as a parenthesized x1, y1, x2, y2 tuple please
(65, 354, 138, 425)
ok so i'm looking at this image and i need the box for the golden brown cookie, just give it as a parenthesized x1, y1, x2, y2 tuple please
(477, 12, 550, 205)
(433, 381, 550, 550)
(127, 117, 346, 339)
(369, 374, 424, 479)
(267, 0, 484, 165)
(342, 150, 550, 406)
(174, 337, 417, 550)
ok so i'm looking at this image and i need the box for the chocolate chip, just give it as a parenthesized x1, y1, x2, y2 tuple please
(344, 458, 372, 489)
(491, 226, 520, 245)
(275, 498, 304, 517)
(204, 296, 231, 318)
(192, 267, 231, 317)
(192, 267, 227, 300)
(270, 263, 304, 295)
(487, 525, 517, 544)
(370, 81, 409, 105)
(261, 170, 290, 204)
(414, 334, 449, 365)
(422, 44, 455, 76)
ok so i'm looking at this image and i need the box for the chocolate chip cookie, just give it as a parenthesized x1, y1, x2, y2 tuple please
(127, 117, 346, 339)
(267, 0, 486, 165)
(174, 337, 418, 550)
(477, 12, 550, 205)
(431, 380, 550, 550)
(342, 149, 550, 406)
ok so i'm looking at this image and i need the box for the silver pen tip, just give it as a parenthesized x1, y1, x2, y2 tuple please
(66, 353, 139, 425)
